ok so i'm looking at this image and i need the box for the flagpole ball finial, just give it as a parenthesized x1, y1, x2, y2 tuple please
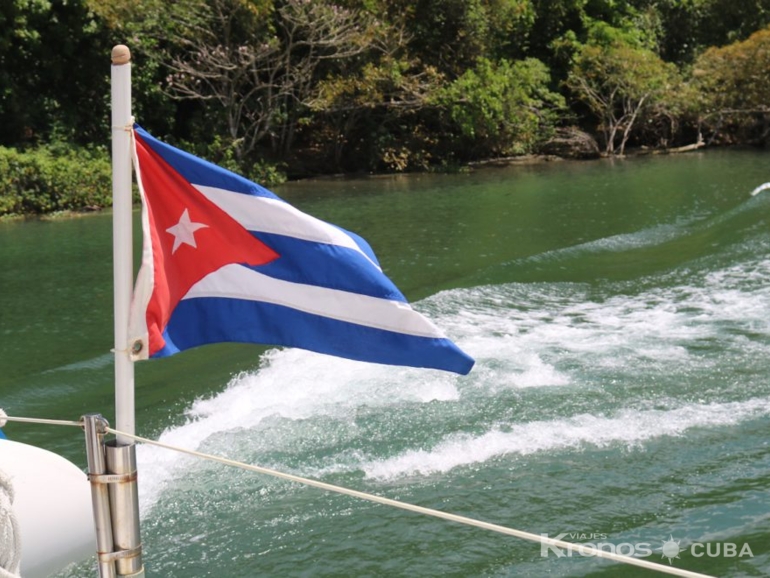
(111, 44, 131, 65)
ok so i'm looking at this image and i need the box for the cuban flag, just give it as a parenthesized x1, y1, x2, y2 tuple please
(127, 126, 474, 375)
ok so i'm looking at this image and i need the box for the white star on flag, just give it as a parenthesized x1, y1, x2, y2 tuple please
(166, 208, 208, 254)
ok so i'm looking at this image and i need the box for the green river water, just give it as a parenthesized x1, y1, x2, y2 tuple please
(2, 149, 770, 576)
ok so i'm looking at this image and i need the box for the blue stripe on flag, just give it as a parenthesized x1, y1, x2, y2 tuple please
(332, 226, 379, 266)
(157, 297, 475, 375)
(248, 232, 405, 301)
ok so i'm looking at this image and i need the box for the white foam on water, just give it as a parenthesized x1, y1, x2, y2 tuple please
(521, 221, 693, 266)
(362, 397, 770, 480)
(43, 353, 113, 373)
(138, 252, 770, 510)
(137, 347, 461, 511)
(428, 254, 770, 380)
(750, 182, 770, 197)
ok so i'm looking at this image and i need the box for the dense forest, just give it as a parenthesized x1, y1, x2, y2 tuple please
(2, 0, 770, 215)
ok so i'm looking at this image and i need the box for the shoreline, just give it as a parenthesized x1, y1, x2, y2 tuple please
(0, 141, 757, 222)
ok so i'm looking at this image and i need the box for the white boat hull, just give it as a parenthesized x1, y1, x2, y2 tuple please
(0, 440, 94, 577)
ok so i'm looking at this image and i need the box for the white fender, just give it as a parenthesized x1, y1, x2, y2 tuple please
(0, 440, 94, 578)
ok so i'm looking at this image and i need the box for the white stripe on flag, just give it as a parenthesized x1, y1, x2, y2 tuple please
(128, 131, 156, 360)
(184, 264, 445, 338)
(195, 185, 381, 270)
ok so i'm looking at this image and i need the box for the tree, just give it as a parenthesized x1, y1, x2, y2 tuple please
(648, 0, 770, 63)
(164, 0, 380, 165)
(85, 0, 197, 140)
(309, 53, 445, 171)
(566, 40, 680, 155)
(692, 25, 770, 144)
(436, 57, 565, 157)
(0, 0, 113, 147)
(367, 0, 535, 76)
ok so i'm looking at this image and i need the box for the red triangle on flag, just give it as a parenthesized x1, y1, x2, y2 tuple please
(134, 133, 279, 355)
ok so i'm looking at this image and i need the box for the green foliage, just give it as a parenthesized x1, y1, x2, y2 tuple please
(1, 0, 770, 204)
(437, 57, 565, 156)
(85, 0, 206, 140)
(691, 25, 770, 143)
(527, 0, 665, 85)
(0, 145, 111, 216)
(245, 160, 287, 186)
(309, 54, 446, 171)
(0, 0, 114, 146)
(567, 39, 681, 153)
(653, 0, 770, 63)
(693, 26, 770, 113)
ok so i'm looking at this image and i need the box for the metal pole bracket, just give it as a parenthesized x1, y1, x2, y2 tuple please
(98, 544, 143, 564)
(88, 472, 137, 485)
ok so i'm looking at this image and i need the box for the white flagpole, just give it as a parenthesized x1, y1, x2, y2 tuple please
(111, 45, 135, 444)
(106, 45, 146, 578)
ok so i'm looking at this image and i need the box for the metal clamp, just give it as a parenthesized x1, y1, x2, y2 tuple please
(98, 544, 143, 563)
(80, 413, 110, 435)
(88, 472, 137, 484)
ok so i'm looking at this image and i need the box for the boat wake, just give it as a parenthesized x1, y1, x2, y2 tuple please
(358, 397, 770, 480)
(138, 248, 770, 510)
(137, 184, 770, 519)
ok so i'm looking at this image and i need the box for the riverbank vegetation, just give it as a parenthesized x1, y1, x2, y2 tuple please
(1, 0, 770, 216)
